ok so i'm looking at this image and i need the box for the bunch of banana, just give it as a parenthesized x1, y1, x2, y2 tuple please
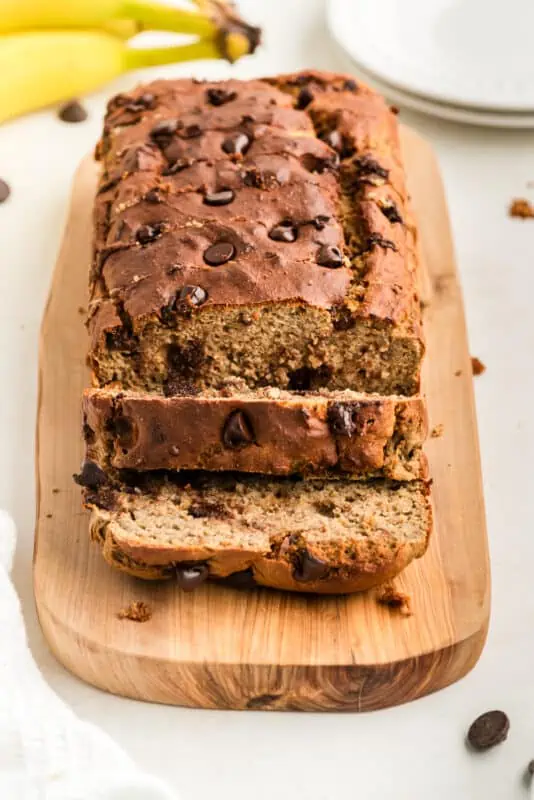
(0, 0, 260, 123)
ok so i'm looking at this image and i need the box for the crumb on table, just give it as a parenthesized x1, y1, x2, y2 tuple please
(77, 306, 87, 316)
(375, 583, 412, 616)
(471, 356, 486, 376)
(431, 424, 444, 438)
(509, 198, 534, 218)
(454, 369, 462, 377)
(117, 601, 152, 622)
(52, 488, 60, 494)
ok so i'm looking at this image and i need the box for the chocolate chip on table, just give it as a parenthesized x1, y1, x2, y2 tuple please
(175, 563, 209, 591)
(467, 710, 510, 751)
(58, 99, 88, 123)
(327, 402, 357, 437)
(293, 550, 328, 582)
(203, 189, 235, 206)
(296, 86, 314, 109)
(206, 87, 237, 106)
(0, 178, 10, 203)
(222, 132, 251, 155)
(269, 221, 298, 242)
(150, 119, 179, 147)
(223, 410, 255, 448)
(179, 285, 207, 306)
(136, 222, 163, 244)
(204, 241, 235, 266)
(73, 460, 107, 489)
(317, 244, 343, 268)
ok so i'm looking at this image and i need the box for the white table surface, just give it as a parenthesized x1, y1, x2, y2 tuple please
(2, 1, 534, 797)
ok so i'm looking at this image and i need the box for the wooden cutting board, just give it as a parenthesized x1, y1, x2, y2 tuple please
(34, 127, 490, 711)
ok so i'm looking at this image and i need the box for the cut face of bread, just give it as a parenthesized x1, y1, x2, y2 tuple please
(83, 387, 428, 481)
(89, 72, 423, 396)
(86, 473, 432, 594)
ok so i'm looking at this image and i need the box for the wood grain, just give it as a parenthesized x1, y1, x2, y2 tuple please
(33, 127, 490, 711)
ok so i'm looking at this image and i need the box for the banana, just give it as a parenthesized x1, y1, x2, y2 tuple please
(0, 0, 259, 46)
(0, 30, 248, 124)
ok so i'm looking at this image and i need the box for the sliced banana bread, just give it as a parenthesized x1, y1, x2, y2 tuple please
(85, 472, 432, 594)
(88, 70, 423, 396)
(83, 387, 427, 480)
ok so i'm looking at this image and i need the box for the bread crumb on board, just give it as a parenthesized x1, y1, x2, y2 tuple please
(117, 601, 152, 622)
(431, 424, 444, 438)
(375, 583, 412, 616)
(509, 198, 534, 218)
(471, 356, 486, 376)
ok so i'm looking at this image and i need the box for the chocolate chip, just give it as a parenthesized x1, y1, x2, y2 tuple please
(343, 78, 358, 91)
(175, 563, 209, 591)
(136, 222, 163, 245)
(179, 285, 207, 306)
(150, 119, 179, 147)
(203, 189, 235, 206)
(163, 158, 191, 176)
(380, 202, 403, 224)
(204, 241, 235, 266)
(356, 156, 389, 179)
(0, 179, 10, 203)
(181, 123, 202, 139)
(206, 87, 237, 106)
(82, 422, 95, 444)
(188, 501, 225, 518)
(73, 460, 107, 489)
(313, 215, 330, 230)
(296, 87, 314, 109)
(367, 234, 397, 252)
(58, 100, 88, 123)
(293, 551, 328, 582)
(467, 711, 510, 751)
(323, 130, 342, 151)
(327, 402, 357, 437)
(222, 410, 255, 448)
(269, 221, 298, 243)
(317, 244, 343, 268)
(144, 189, 162, 204)
(219, 568, 258, 590)
(137, 92, 156, 108)
(222, 132, 251, 155)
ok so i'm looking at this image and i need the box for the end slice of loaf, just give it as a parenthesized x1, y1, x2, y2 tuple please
(86, 473, 432, 594)
(83, 387, 428, 481)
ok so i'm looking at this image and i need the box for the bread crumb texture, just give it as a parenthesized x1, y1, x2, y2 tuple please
(376, 582, 412, 615)
(509, 198, 534, 219)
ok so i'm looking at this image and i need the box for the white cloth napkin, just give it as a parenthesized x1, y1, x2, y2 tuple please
(0, 510, 178, 800)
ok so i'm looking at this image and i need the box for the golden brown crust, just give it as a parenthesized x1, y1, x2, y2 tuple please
(88, 71, 424, 396)
(83, 388, 428, 480)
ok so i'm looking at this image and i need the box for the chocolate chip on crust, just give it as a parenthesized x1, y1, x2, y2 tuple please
(175, 563, 209, 591)
(293, 550, 328, 582)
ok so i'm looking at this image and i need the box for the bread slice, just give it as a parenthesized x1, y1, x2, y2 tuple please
(83, 387, 427, 480)
(85, 472, 432, 594)
(89, 71, 423, 397)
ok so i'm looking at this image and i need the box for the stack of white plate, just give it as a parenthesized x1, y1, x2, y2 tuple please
(327, 0, 534, 128)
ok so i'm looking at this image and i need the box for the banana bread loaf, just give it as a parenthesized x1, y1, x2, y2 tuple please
(85, 472, 432, 593)
(88, 71, 423, 396)
(83, 386, 427, 480)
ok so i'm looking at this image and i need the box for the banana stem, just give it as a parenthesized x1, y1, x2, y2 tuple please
(124, 39, 222, 68)
(120, 0, 215, 36)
